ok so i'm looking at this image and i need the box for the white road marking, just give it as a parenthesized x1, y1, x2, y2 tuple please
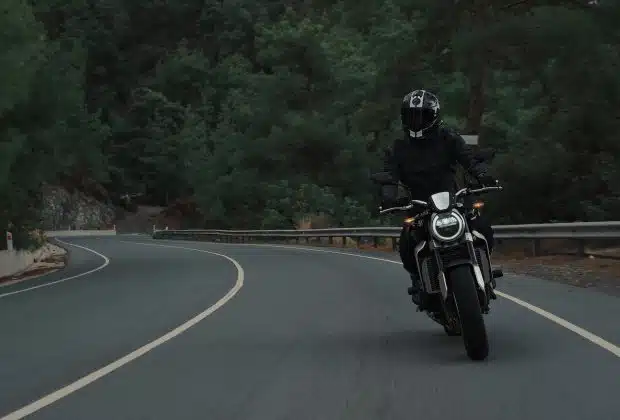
(0, 239, 110, 299)
(0, 241, 245, 420)
(157, 239, 620, 359)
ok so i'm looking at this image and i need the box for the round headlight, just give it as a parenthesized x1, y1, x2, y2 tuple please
(431, 211, 465, 241)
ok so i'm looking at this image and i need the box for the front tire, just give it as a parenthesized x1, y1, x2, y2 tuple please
(450, 265, 489, 361)
(443, 323, 461, 336)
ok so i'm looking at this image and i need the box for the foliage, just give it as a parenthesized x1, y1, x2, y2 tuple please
(1, 0, 618, 248)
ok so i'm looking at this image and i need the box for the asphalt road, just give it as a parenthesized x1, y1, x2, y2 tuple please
(1, 235, 619, 420)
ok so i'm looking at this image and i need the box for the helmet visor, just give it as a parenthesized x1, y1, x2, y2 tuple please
(406, 108, 436, 132)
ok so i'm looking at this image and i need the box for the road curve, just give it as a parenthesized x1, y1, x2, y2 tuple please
(0, 236, 619, 420)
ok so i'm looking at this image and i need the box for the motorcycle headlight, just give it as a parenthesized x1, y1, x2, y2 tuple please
(430, 210, 465, 242)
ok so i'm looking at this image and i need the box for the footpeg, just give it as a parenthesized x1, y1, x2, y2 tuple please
(407, 286, 414, 295)
(492, 268, 503, 278)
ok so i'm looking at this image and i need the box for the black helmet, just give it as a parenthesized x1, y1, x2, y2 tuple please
(401, 89, 441, 139)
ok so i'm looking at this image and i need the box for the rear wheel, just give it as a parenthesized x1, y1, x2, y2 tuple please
(450, 265, 489, 360)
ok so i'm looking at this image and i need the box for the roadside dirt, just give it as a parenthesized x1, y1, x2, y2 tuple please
(296, 238, 620, 298)
(495, 255, 620, 297)
(0, 243, 68, 287)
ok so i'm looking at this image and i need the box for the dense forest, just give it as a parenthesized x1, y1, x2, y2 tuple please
(1, 0, 619, 244)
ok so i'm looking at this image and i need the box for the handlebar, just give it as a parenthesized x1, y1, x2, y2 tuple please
(379, 200, 427, 215)
(455, 185, 503, 198)
(378, 185, 503, 215)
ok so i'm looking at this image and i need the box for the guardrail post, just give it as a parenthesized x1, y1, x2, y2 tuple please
(392, 238, 397, 251)
(6, 231, 13, 252)
(328, 236, 333, 245)
(531, 239, 541, 257)
(341, 236, 346, 247)
(576, 240, 585, 257)
(373, 237, 379, 248)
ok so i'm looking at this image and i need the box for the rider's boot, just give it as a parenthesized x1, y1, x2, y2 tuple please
(407, 271, 427, 309)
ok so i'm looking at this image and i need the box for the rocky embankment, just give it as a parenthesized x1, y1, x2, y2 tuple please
(40, 185, 117, 230)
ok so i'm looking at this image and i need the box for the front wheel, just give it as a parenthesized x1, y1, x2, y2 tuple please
(443, 323, 461, 336)
(450, 265, 489, 361)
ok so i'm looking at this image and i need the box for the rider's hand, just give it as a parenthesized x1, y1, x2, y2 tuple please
(478, 173, 498, 187)
(380, 184, 398, 202)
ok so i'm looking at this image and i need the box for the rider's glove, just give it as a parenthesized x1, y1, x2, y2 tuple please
(380, 184, 399, 204)
(478, 173, 498, 187)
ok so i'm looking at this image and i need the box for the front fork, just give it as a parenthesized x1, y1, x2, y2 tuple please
(433, 232, 491, 314)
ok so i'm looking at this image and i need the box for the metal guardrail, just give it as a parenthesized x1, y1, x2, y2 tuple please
(152, 222, 620, 257)
(45, 229, 117, 238)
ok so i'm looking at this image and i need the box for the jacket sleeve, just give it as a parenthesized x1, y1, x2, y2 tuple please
(382, 140, 401, 184)
(449, 130, 488, 179)
(379, 141, 401, 205)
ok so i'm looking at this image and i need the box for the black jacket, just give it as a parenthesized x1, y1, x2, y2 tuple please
(383, 126, 488, 201)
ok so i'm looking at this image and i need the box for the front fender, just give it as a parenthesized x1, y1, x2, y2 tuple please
(443, 259, 486, 296)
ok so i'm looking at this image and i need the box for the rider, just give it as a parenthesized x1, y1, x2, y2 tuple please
(381, 89, 498, 307)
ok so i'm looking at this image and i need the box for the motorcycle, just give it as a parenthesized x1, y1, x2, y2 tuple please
(370, 172, 503, 361)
